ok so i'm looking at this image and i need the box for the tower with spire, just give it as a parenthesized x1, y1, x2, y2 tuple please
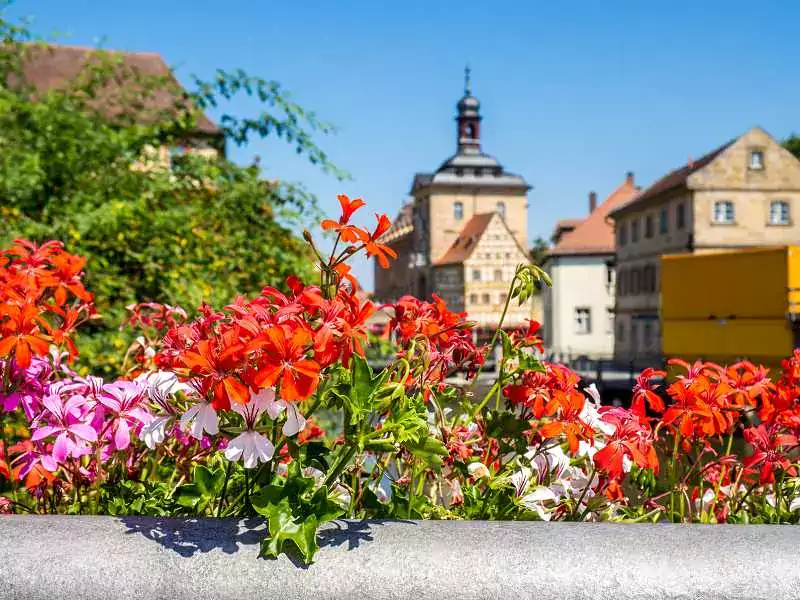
(374, 68, 536, 329)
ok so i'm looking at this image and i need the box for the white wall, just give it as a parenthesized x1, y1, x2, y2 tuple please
(543, 254, 615, 360)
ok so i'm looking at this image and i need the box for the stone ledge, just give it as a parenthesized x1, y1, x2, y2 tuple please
(0, 516, 797, 599)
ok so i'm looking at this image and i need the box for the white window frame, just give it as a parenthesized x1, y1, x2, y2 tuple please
(712, 200, 735, 224)
(749, 149, 764, 171)
(769, 200, 790, 225)
(574, 307, 591, 335)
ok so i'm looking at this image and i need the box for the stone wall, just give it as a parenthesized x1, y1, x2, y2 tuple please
(2, 516, 799, 600)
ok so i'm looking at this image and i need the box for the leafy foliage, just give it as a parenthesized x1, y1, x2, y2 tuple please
(0, 14, 341, 376)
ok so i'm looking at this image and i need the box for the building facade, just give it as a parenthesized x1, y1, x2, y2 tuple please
(543, 173, 639, 361)
(610, 127, 800, 366)
(374, 70, 537, 328)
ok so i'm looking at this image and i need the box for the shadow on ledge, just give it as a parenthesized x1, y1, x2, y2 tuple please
(120, 517, 415, 559)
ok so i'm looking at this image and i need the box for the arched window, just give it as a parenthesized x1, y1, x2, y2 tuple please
(465, 123, 476, 139)
(454, 201, 464, 220)
(770, 200, 790, 225)
(496, 202, 506, 218)
(712, 200, 735, 224)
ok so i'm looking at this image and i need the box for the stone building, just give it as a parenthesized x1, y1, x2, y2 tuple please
(374, 69, 536, 328)
(609, 127, 800, 366)
(543, 173, 640, 361)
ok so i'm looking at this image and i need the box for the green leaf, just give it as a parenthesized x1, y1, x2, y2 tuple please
(175, 483, 203, 509)
(259, 497, 321, 563)
(404, 436, 449, 471)
(193, 464, 226, 497)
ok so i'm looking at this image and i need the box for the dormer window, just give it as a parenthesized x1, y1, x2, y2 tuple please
(496, 202, 506, 218)
(749, 149, 764, 171)
(454, 201, 463, 220)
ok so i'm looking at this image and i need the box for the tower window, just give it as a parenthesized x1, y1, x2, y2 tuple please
(454, 201, 464, 220)
(496, 202, 506, 218)
(465, 123, 476, 139)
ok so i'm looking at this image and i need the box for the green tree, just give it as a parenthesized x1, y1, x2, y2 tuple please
(784, 134, 800, 160)
(529, 236, 550, 266)
(0, 15, 344, 375)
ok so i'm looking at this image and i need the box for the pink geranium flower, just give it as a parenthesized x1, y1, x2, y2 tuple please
(31, 393, 97, 470)
(97, 381, 151, 451)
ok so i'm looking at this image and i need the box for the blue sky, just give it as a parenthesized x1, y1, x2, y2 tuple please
(7, 0, 800, 289)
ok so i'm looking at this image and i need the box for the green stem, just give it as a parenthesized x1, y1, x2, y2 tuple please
(324, 443, 359, 488)
(468, 270, 520, 394)
(216, 460, 233, 518)
(574, 464, 597, 520)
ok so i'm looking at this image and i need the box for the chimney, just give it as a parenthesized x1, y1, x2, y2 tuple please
(626, 171, 634, 185)
(588, 191, 598, 214)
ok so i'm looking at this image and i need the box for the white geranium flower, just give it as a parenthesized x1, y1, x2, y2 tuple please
(140, 415, 173, 449)
(283, 402, 306, 437)
(528, 444, 570, 482)
(224, 431, 275, 469)
(521, 486, 557, 521)
(511, 468, 531, 497)
(581, 384, 616, 436)
(468, 462, 491, 479)
(789, 496, 800, 512)
(223, 387, 277, 469)
(252, 387, 306, 437)
(180, 401, 219, 439)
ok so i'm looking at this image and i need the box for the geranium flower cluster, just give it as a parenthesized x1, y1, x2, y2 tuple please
(2, 195, 800, 562)
(0, 240, 94, 368)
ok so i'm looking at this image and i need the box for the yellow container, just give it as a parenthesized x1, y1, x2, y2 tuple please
(661, 246, 799, 365)
(660, 246, 790, 321)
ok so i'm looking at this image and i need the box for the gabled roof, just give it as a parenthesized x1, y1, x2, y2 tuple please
(610, 140, 734, 217)
(15, 43, 221, 136)
(434, 213, 496, 265)
(549, 175, 640, 256)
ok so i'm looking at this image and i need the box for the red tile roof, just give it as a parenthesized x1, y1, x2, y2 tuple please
(434, 213, 496, 265)
(610, 140, 734, 217)
(16, 43, 221, 135)
(555, 218, 584, 230)
(549, 175, 640, 256)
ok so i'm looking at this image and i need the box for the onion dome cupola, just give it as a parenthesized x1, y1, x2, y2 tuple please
(456, 65, 481, 150)
(409, 66, 530, 194)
